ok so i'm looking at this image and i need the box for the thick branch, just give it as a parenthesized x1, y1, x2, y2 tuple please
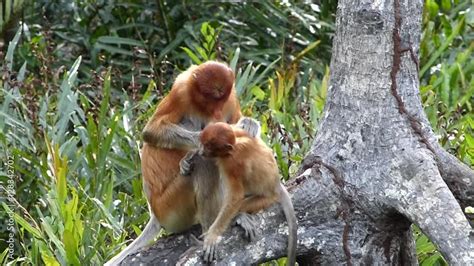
(434, 144, 474, 209)
(391, 0, 473, 212)
(121, 169, 341, 265)
(387, 150, 474, 264)
(122, 162, 421, 265)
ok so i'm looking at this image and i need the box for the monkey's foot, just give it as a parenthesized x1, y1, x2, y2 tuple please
(203, 234, 220, 262)
(235, 213, 257, 241)
(179, 151, 196, 176)
(236, 117, 260, 138)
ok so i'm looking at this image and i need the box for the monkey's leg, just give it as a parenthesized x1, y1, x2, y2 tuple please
(233, 195, 280, 245)
(191, 155, 221, 231)
(149, 176, 197, 233)
(203, 200, 243, 262)
(105, 216, 161, 266)
(239, 195, 278, 214)
(142, 146, 197, 233)
(191, 156, 258, 240)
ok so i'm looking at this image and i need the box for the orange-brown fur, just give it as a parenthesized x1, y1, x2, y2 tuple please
(142, 62, 241, 232)
(142, 62, 240, 148)
(200, 123, 280, 230)
(105, 61, 241, 266)
(199, 122, 297, 265)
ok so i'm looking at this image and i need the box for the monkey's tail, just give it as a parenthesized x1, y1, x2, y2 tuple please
(104, 216, 161, 266)
(279, 183, 297, 266)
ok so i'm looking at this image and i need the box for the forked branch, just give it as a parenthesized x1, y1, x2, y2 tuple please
(389, 151, 473, 264)
(433, 144, 474, 209)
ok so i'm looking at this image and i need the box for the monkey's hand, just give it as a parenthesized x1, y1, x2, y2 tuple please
(202, 232, 220, 262)
(236, 117, 261, 138)
(179, 151, 198, 176)
(235, 213, 257, 241)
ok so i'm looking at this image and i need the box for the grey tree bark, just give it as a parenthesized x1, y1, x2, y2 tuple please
(123, 0, 474, 264)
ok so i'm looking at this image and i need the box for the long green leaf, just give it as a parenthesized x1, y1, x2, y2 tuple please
(6, 27, 21, 70)
(97, 36, 144, 47)
(157, 31, 187, 62)
(97, 114, 119, 177)
(230, 47, 241, 72)
(420, 16, 465, 76)
(181, 47, 202, 64)
(94, 43, 147, 59)
(0, 248, 8, 265)
(98, 68, 112, 135)
(91, 198, 121, 233)
(2, 203, 43, 239)
(41, 218, 66, 259)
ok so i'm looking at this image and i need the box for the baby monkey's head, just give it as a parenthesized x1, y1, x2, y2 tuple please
(199, 122, 236, 158)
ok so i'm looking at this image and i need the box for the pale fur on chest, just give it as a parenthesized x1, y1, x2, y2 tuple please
(180, 113, 233, 131)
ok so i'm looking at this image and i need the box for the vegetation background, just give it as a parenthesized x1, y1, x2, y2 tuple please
(0, 0, 472, 265)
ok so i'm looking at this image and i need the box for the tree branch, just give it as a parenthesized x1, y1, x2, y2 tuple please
(121, 168, 346, 265)
(388, 150, 474, 264)
(121, 159, 427, 265)
(434, 144, 474, 209)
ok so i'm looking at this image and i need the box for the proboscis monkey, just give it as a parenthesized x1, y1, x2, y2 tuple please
(105, 61, 257, 265)
(182, 119, 297, 265)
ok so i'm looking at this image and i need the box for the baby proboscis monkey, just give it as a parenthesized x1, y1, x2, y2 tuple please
(181, 118, 297, 265)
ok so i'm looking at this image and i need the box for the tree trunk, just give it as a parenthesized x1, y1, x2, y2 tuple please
(122, 0, 474, 264)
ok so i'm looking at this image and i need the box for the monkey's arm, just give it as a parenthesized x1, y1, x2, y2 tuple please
(143, 117, 200, 149)
(203, 175, 244, 261)
(206, 177, 244, 237)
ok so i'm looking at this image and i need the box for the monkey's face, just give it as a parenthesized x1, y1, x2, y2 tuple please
(199, 142, 233, 158)
(204, 83, 231, 99)
(200, 123, 235, 158)
(193, 62, 234, 101)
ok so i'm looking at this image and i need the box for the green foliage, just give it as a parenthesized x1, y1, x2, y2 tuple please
(414, 226, 448, 266)
(259, 57, 328, 179)
(421, 0, 474, 141)
(182, 22, 222, 64)
(16, 0, 334, 91)
(0, 0, 26, 33)
(0, 28, 152, 264)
